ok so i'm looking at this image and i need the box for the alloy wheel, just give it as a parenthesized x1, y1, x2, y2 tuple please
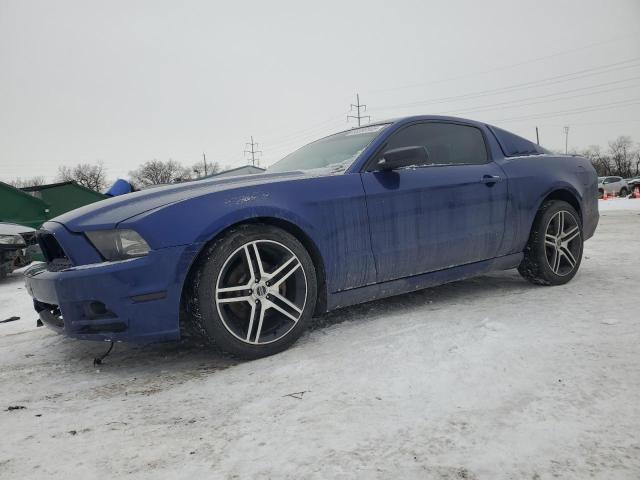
(544, 210, 581, 276)
(215, 240, 307, 345)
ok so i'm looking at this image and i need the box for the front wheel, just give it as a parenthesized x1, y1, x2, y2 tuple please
(188, 224, 317, 359)
(518, 200, 583, 286)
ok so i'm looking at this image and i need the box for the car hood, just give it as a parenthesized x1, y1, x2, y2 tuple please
(53, 171, 308, 232)
(0, 222, 36, 235)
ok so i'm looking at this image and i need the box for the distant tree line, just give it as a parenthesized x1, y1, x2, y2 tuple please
(8, 176, 47, 188)
(128, 159, 221, 188)
(578, 136, 640, 178)
(57, 161, 108, 191)
(6, 158, 223, 192)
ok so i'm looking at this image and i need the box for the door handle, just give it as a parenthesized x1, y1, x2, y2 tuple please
(480, 175, 503, 185)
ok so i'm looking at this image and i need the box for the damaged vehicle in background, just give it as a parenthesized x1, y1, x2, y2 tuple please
(24, 115, 599, 359)
(0, 223, 37, 280)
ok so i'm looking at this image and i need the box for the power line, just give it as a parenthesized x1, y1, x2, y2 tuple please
(347, 93, 370, 127)
(369, 57, 640, 113)
(261, 117, 345, 149)
(367, 31, 640, 94)
(536, 119, 640, 127)
(244, 136, 262, 166)
(495, 98, 640, 123)
(444, 79, 640, 117)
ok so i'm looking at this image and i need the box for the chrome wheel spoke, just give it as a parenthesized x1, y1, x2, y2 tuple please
(243, 245, 256, 281)
(270, 292, 302, 317)
(267, 255, 296, 279)
(545, 233, 557, 247)
(252, 303, 266, 343)
(562, 226, 580, 243)
(556, 211, 564, 236)
(270, 259, 301, 288)
(551, 248, 561, 274)
(217, 284, 252, 294)
(251, 242, 267, 278)
(245, 302, 257, 342)
(561, 247, 576, 267)
(217, 295, 252, 304)
(266, 298, 301, 323)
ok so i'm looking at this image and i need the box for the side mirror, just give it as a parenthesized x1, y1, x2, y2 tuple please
(377, 146, 429, 171)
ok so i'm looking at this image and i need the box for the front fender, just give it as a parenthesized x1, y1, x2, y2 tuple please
(118, 174, 377, 294)
(119, 192, 319, 250)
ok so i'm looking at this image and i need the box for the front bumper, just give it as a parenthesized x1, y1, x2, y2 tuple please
(24, 244, 195, 344)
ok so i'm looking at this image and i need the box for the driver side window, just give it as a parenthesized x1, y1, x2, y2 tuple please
(376, 122, 488, 168)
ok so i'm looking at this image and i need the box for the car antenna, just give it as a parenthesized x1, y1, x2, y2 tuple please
(93, 341, 114, 367)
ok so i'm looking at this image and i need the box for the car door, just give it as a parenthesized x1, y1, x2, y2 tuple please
(360, 121, 508, 283)
(604, 177, 618, 193)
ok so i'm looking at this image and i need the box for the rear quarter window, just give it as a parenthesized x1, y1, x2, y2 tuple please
(488, 125, 548, 157)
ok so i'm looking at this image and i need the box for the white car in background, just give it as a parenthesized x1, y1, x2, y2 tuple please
(598, 176, 629, 198)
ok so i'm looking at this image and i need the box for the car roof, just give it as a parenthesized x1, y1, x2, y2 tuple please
(355, 115, 489, 130)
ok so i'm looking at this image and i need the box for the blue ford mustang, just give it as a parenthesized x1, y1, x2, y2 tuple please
(25, 116, 599, 358)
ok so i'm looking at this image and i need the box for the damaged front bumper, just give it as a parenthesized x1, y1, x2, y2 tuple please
(24, 245, 193, 344)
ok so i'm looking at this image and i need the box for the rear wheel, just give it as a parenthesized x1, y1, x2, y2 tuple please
(188, 224, 317, 359)
(620, 187, 629, 197)
(518, 200, 583, 285)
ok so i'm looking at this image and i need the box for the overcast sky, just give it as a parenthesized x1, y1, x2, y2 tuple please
(1, 0, 639, 184)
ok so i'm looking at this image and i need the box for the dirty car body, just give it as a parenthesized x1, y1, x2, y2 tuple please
(24, 116, 599, 345)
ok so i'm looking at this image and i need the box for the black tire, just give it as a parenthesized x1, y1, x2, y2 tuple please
(518, 200, 583, 286)
(0, 253, 9, 280)
(598, 189, 604, 199)
(620, 187, 629, 197)
(187, 224, 317, 359)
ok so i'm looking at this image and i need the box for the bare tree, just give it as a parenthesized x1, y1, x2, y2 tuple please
(191, 160, 221, 178)
(608, 136, 635, 179)
(57, 161, 108, 192)
(8, 176, 47, 188)
(582, 145, 612, 176)
(128, 159, 191, 187)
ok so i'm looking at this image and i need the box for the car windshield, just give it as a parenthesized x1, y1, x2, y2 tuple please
(267, 124, 390, 174)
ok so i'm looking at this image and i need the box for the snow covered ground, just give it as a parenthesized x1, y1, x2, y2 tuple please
(1, 202, 639, 479)
(598, 197, 640, 211)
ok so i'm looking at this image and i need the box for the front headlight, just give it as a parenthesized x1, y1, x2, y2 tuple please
(85, 229, 150, 261)
(0, 234, 26, 247)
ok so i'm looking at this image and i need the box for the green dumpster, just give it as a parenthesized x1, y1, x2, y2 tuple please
(21, 181, 107, 218)
(0, 182, 51, 229)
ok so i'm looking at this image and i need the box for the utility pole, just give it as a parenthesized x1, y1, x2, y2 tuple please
(347, 93, 370, 127)
(535, 126, 540, 146)
(244, 136, 262, 166)
(563, 126, 570, 154)
(203, 152, 207, 176)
